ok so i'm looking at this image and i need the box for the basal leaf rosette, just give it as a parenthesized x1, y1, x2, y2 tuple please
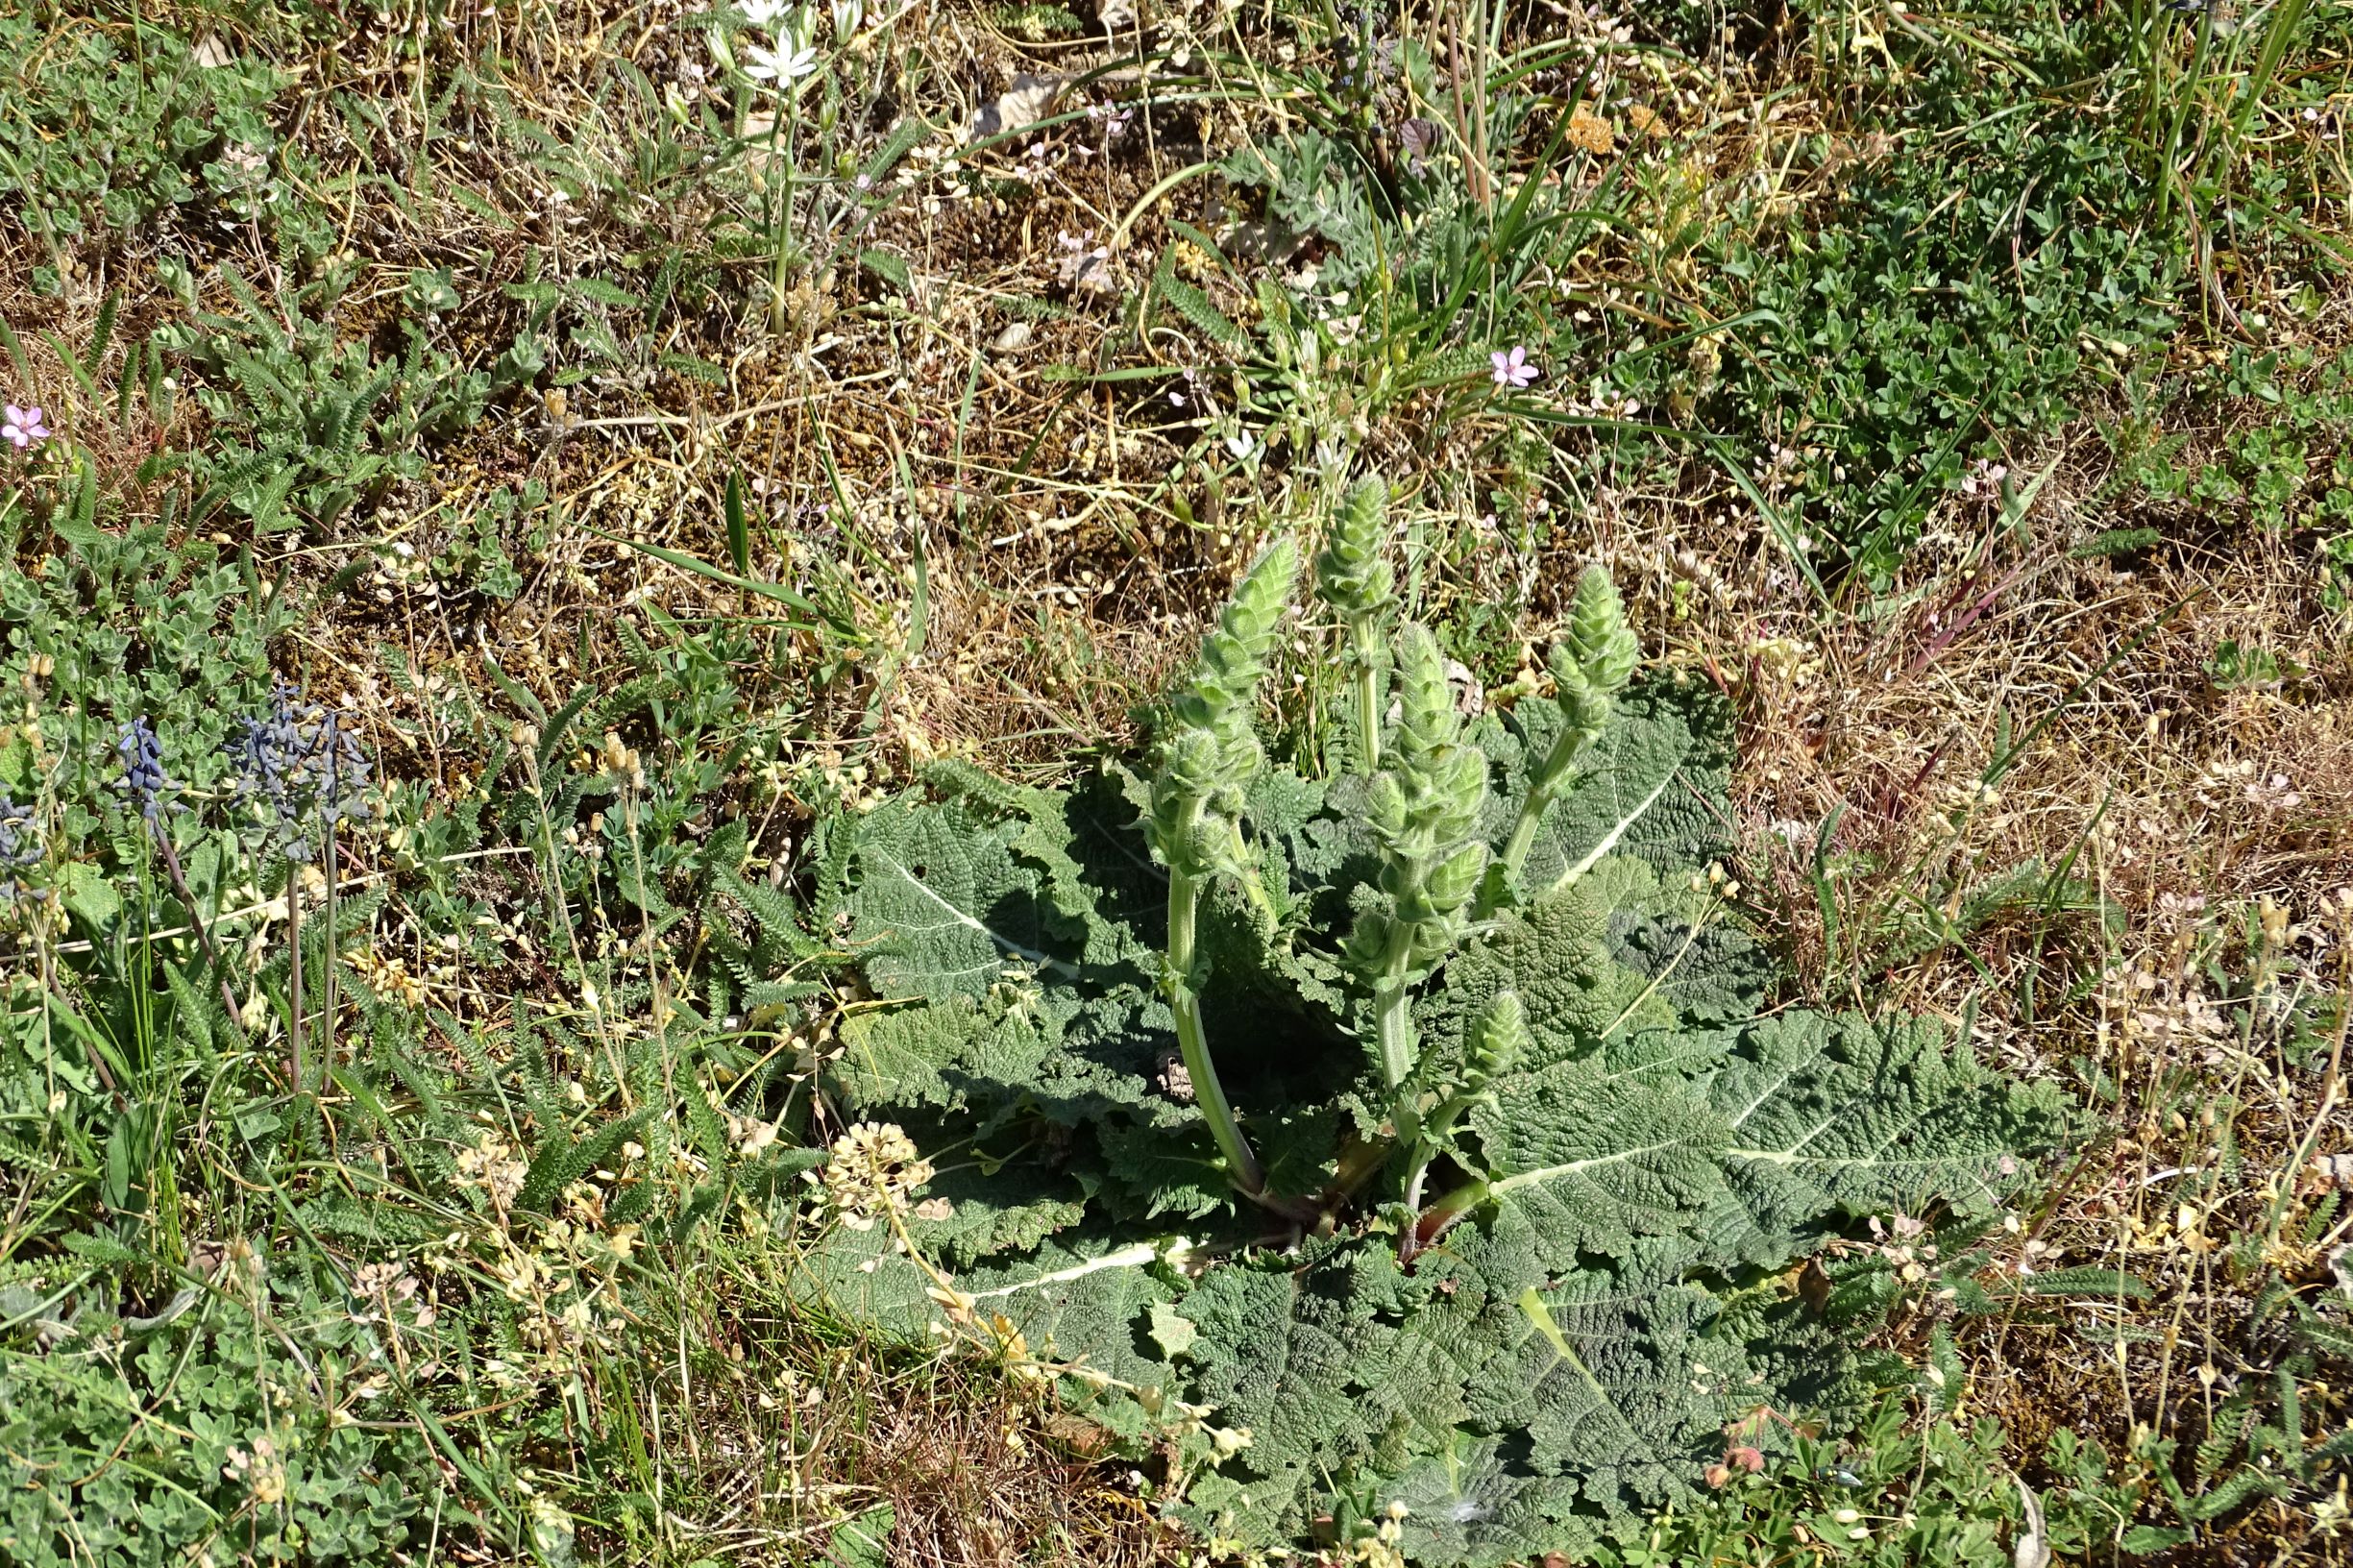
(799, 622, 2068, 1562)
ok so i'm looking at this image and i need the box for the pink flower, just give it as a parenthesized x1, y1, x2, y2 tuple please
(3, 404, 49, 450)
(1489, 346, 1536, 389)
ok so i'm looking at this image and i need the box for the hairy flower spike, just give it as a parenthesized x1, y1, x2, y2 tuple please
(1143, 536, 1302, 1204)
(1190, 537, 1299, 707)
(1390, 629, 1457, 768)
(1398, 989, 1530, 1227)
(1151, 538, 1300, 870)
(1315, 478, 1394, 772)
(1384, 628, 1486, 871)
(1499, 567, 1646, 892)
(1316, 478, 1393, 625)
(1351, 624, 1490, 1094)
(1465, 991, 1526, 1090)
(1556, 565, 1640, 696)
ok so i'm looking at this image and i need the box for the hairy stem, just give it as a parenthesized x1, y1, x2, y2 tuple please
(1166, 852, 1266, 1197)
(1372, 926, 1427, 1164)
(1353, 649, 1382, 774)
(1499, 722, 1591, 883)
(1373, 924, 1416, 1091)
(1399, 1088, 1483, 1218)
(285, 870, 304, 1096)
(1402, 1175, 1490, 1264)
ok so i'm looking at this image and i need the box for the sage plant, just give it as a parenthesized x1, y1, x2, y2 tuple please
(1498, 565, 1639, 882)
(1343, 625, 1487, 1104)
(1143, 538, 1298, 1199)
(1313, 477, 1394, 772)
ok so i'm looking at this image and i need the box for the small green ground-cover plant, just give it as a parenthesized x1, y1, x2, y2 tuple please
(786, 485, 2071, 1562)
(0, 12, 329, 278)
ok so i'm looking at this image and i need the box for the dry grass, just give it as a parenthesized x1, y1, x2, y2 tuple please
(629, 1306, 1178, 1567)
(1675, 365, 2353, 1562)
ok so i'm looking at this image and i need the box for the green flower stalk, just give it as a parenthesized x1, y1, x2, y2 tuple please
(1145, 537, 1299, 1199)
(1499, 566, 1641, 883)
(1403, 989, 1525, 1216)
(1344, 625, 1489, 1104)
(1315, 477, 1395, 773)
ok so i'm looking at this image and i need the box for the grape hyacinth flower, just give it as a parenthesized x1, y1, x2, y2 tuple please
(307, 709, 375, 830)
(229, 683, 375, 863)
(3, 404, 49, 450)
(120, 716, 250, 1021)
(1489, 346, 1537, 390)
(0, 794, 39, 904)
(231, 683, 309, 852)
(116, 718, 170, 823)
(225, 683, 376, 1094)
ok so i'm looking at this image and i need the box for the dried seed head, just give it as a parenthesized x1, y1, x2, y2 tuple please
(820, 1120, 934, 1230)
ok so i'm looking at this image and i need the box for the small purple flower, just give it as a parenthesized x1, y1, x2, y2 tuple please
(1489, 347, 1537, 390)
(116, 718, 172, 824)
(3, 404, 50, 450)
(228, 682, 375, 864)
(0, 793, 38, 902)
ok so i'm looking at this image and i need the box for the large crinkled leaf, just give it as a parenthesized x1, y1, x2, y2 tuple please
(959, 1237, 1186, 1389)
(1369, 1239, 1755, 1561)
(786, 1220, 941, 1338)
(1420, 890, 1664, 1075)
(831, 985, 1168, 1135)
(1350, 1280, 1526, 1454)
(1004, 771, 1168, 974)
(793, 1220, 1183, 1383)
(1579, 855, 1774, 1027)
(1093, 1113, 1238, 1221)
(908, 1161, 1091, 1267)
(1471, 1061, 1730, 1266)
(1478, 682, 1734, 894)
(1703, 1010, 2070, 1265)
(831, 994, 1036, 1109)
(846, 796, 1079, 1001)
(1497, 1265, 1728, 1511)
(1387, 1442, 1594, 1568)
(1176, 1253, 1401, 1531)
(974, 987, 1169, 1126)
